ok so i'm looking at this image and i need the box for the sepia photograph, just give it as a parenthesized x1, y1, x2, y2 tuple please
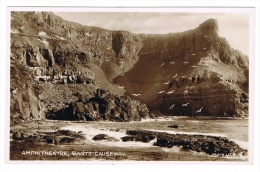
(8, 7, 254, 162)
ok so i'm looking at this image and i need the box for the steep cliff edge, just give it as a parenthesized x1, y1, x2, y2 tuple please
(114, 19, 248, 117)
(10, 12, 249, 120)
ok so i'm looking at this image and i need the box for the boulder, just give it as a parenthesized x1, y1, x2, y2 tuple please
(92, 134, 119, 142)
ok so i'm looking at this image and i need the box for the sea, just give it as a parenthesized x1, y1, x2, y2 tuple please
(10, 116, 249, 161)
(60, 116, 249, 161)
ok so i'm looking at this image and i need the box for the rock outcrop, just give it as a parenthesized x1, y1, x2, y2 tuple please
(92, 134, 119, 142)
(122, 130, 247, 156)
(48, 89, 151, 122)
(11, 129, 86, 145)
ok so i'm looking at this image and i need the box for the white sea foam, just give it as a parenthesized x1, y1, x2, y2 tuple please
(147, 129, 226, 137)
(190, 120, 200, 123)
(140, 117, 175, 122)
(61, 123, 248, 157)
(61, 125, 157, 148)
(161, 147, 182, 153)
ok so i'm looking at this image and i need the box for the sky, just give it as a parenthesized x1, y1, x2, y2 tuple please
(54, 12, 250, 55)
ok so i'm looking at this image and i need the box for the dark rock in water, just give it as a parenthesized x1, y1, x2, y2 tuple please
(123, 130, 247, 156)
(109, 128, 121, 132)
(92, 134, 119, 142)
(168, 124, 179, 128)
(121, 135, 155, 143)
(121, 136, 137, 142)
(13, 129, 86, 145)
(45, 137, 54, 144)
(59, 137, 76, 144)
(13, 132, 22, 140)
(121, 130, 156, 143)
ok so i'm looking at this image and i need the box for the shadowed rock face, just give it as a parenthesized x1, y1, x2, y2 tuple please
(48, 89, 151, 122)
(10, 12, 249, 120)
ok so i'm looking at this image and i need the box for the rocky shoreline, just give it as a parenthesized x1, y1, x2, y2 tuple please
(121, 130, 247, 156)
(10, 120, 247, 158)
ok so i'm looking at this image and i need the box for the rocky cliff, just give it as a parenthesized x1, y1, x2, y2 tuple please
(10, 12, 249, 120)
(10, 12, 145, 121)
(114, 19, 248, 117)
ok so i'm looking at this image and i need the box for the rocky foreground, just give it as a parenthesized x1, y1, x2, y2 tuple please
(11, 126, 247, 157)
(11, 129, 86, 145)
(121, 130, 247, 156)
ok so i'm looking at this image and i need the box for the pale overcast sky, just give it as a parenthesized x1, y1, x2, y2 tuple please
(55, 12, 250, 55)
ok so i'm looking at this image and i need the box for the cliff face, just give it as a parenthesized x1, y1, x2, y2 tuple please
(10, 12, 144, 121)
(10, 62, 44, 120)
(114, 19, 248, 117)
(10, 12, 249, 120)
